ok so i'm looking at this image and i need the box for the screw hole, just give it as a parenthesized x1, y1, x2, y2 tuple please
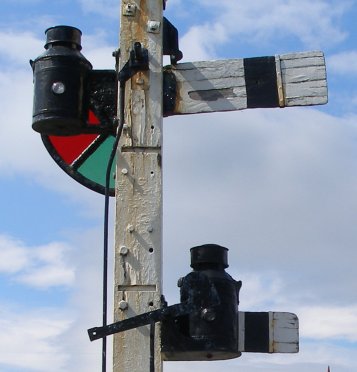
(148, 301, 154, 307)
(149, 247, 154, 253)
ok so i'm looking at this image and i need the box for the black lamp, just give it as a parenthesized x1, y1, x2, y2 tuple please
(30, 25, 117, 136)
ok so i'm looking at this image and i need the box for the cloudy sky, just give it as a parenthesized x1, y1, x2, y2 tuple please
(1, 0, 357, 371)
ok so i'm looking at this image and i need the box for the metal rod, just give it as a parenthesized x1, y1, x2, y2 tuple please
(150, 321, 155, 372)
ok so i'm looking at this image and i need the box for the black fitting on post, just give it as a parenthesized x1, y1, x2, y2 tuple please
(30, 25, 118, 136)
(87, 244, 242, 363)
(162, 244, 242, 361)
(163, 17, 183, 65)
(118, 42, 149, 84)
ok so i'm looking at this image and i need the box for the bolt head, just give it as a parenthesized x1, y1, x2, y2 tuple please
(119, 300, 128, 311)
(147, 21, 161, 33)
(119, 246, 129, 256)
(52, 81, 65, 95)
(201, 308, 216, 322)
(123, 3, 136, 16)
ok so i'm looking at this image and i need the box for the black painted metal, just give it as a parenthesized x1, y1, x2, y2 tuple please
(118, 42, 149, 83)
(31, 26, 93, 135)
(190, 244, 228, 269)
(244, 312, 270, 353)
(244, 56, 279, 108)
(88, 70, 118, 135)
(162, 244, 242, 361)
(163, 70, 177, 116)
(31, 25, 118, 136)
(163, 17, 183, 65)
(88, 303, 193, 341)
(88, 244, 242, 361)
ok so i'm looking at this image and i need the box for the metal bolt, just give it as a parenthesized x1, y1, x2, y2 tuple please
(147, 20, 161, 33)
(147, 226, 153, 233)
(127, 224, 134, 233)
(201, 308, 216, 322)
(121, 168, 128, 175)
(123, 3, 136, 16)
(119, 300, 128, 311)
(52, 81, 65, 95)
(119, 246, 129, 256)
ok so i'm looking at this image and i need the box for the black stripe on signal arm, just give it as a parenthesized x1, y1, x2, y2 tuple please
(244, 312, 270, 353)
(244, 56, 279, 109)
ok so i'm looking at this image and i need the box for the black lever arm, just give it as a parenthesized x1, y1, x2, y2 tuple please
(88, 302, 193, 341)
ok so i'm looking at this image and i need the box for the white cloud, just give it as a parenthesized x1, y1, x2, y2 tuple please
(300, 305, 357, 342)
(178, 0, 349, 60)
(0, 227, 111, 372)
(0, 236, 29, 273)
(0, 30, 43, 67)
(328, 51, 357, 75)
(180, 22, 228, 61)
(78, 0, 119, 18)
(0, 235, 75, 289)
(0, 305, 72, 371)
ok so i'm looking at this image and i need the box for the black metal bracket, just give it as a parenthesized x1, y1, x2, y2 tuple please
(163, 17, 183, 65)
(88, 271, 221, 342)
(88, 302, 193, 341)
(163, 69, 177, 116)
(118, 42, 149, 84)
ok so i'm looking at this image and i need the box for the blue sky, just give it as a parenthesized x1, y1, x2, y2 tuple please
(1, 0, 357, 371)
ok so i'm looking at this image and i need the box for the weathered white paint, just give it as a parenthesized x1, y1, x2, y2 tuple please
(238, 311, 299, 353)
(114, 0, 163, 371)
(166, 50, 327, 115)
(269, 312, 299, 353)
(280, 51, 327, 107)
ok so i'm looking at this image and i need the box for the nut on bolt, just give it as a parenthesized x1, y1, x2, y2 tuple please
(119, 300, 128, 311)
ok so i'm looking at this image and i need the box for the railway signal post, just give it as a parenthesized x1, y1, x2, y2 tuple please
(30, 1, 328, 371)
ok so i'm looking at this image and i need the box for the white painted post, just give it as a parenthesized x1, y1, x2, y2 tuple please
(113, 1, 163, 371)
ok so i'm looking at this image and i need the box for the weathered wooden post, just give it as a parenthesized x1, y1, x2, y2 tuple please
(113, 1, 164, 371)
